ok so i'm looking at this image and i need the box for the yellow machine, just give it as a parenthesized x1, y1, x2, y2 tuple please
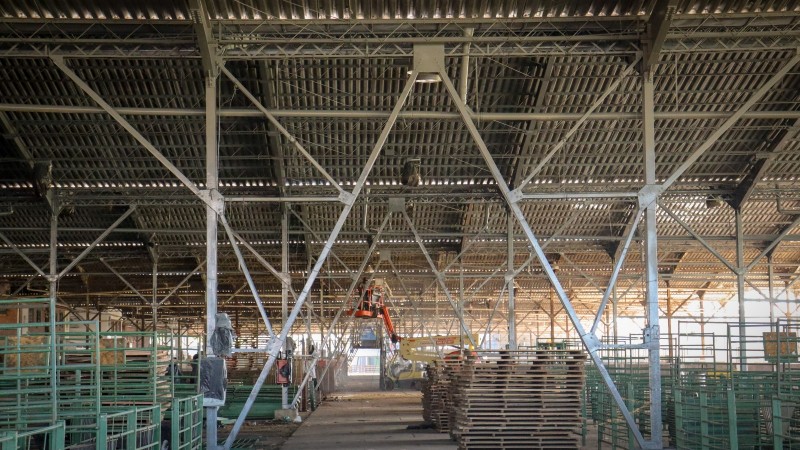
(384, 333, 478, 390)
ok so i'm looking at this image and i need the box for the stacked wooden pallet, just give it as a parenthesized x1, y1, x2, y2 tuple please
(229, 352, 269, 371)
(421, 364, 438, 423)
(451, 349, 586, 449)
(420, 359, 466, 432)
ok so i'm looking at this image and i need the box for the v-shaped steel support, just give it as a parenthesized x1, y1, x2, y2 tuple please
(222, 70, 420, 449)
(434, 62, 654, 447)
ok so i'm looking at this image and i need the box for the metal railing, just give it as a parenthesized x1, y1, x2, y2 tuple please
(0, 421, 65, 450)
(170, 394, 203, 450)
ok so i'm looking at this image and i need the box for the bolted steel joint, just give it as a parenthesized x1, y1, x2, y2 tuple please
(637, 184, 661, 209)
(338, 191, 356, 206)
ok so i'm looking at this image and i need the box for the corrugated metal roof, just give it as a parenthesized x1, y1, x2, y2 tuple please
(0, 0, 799, 331)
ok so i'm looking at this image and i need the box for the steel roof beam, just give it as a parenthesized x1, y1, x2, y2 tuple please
(643, 0, 678, 73)
(188, 0, 217, 78)
(654, 51, 800, 195)
(3, 11, 795, 26)
(9, 102, 800, 121)
(49, 56, 216, 211)
(728, 115, 800, 210)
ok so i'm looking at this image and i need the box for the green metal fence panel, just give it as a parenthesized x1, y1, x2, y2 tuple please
(171, 395, 203, 450)
(667, 320, 800, 450)
(0, 315, 203, 450)
(0, 421, 66, 450)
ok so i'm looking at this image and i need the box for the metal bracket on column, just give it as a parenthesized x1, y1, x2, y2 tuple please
(638, 184, 662, 210)
(643, 325, 660, 347)
(338, 190, 356, 206)
(200, 189, 225, 215)
(506, 188, 522, 204)
(581, 332, 603, 351)
(388, 197, 406, 213)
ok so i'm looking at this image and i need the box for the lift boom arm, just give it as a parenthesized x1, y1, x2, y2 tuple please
(398, 333, 479, 363)
(380, 305, 399, 344)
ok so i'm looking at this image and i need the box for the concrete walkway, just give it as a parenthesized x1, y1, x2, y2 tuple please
(281, 376, 457, 450)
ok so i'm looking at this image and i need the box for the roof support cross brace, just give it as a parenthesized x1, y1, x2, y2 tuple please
(590, 208, 644, 335)
(402, 209, 478, 349)
(222, 70, 419, 450)
(658, 202, 738, 273)
(512, 54, 642, 195)
(650, 50, 800, 197)
(435, 53, 655, 448)
(289, 212, 393, 408)
(219, 216, 275, 337)
(0, 231, 48, 277)
(159, 259, 205, 306)
(218, 64, 348, 199)
(58, 206, 136, 279)
(50, 56, 218, 212)
(99, 258, 151, 306)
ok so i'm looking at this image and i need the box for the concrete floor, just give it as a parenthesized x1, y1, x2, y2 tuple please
(280, 375, 610, 450)
(280, 375, 457, 450)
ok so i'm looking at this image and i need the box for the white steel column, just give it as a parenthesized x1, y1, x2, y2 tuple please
(48, 194, 58, 423)
(642, 70, 664, 449)
(507, 210, 517, 349)
(768, 253, 776, 322)
(281, 206, 289, 409)
(735, 208, 747, 369)
(204, 73, 220, 450)
(152, 254, 158, 330)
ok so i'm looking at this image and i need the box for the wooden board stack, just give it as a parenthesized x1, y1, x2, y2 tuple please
(420, 359, 466, 432)
(421, 364, 437, 423)
(450, 349, 586, 450)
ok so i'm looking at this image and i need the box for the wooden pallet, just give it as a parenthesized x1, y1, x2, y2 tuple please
(450, 350, 587, 450)
(419, 358, 466, 432)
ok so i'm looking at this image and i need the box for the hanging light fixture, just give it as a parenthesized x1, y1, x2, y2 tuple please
(705, 195, 724, 209)
(408, 71, 442, 83)
(401, 159, 422, 187)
